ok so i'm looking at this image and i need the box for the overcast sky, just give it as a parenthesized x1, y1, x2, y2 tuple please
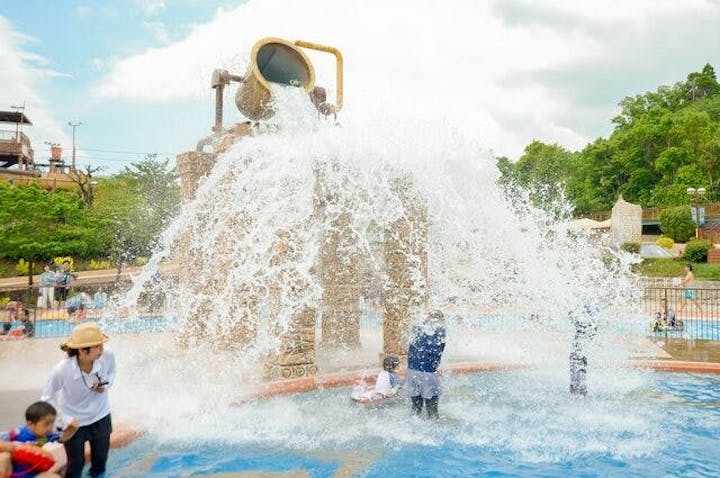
(1, 0, 719, 173)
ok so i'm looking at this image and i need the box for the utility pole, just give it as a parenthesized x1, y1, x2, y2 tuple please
(67, 120, 82, 172)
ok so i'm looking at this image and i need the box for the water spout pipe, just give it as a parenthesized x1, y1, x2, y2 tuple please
(294, 40, 343, 113)
(211, 69, 245, 132)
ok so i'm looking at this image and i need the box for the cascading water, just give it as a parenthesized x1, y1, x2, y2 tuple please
(98, 70, 698, 475)
(119, 82, 641, 353)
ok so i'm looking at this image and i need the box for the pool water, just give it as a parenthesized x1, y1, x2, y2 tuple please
(33, 316, 177, 338)
(31, 312, 720, 341)
(107, 371, 720, 477)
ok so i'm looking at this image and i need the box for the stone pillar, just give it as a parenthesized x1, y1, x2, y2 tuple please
(174, 122, 259, 350)
(264, 229, 318, 380)
(314, 167, 362, 349)
(174, 150, 217, 348)
(319, 210, 362, 349)
(264, 305, 318, 379)
(382, 177, 428, 360)
(177, 151, 217, 201)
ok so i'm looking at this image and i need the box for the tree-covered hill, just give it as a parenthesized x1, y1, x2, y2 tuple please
(498, 64, 720, 215)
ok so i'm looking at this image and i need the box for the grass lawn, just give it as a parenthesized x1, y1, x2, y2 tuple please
(639, 258, 720, 280)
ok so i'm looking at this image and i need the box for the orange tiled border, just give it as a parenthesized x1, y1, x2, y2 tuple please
(631, 359, 720, 374)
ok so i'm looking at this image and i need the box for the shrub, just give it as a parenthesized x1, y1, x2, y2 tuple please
(656, 236, 675, 250)
(620, 242, 641, 254)
(659, 206, 696, 242)
(683, 239, 711, 262)
(134, 257, 148, 266)
(0, 297, 10, 308)
(53, 256, 74, 270)
(15, 259, 29, 276)
(89, 259, 111, 270)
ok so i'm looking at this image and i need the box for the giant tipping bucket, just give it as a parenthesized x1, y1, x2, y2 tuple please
(235, 37, 316, 120)
(205, 37, 344, 127)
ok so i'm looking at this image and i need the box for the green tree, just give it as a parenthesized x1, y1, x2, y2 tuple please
(89, 155, 180, 275)
(0, 184, 99, 285)
(496, 141, 577, 215)
(659, 206, 696, 242)
(512, 63, 720, 214)
(683, 64, 720, 101)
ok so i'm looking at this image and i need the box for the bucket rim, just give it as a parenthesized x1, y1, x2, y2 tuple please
(250, 36, 316, 93)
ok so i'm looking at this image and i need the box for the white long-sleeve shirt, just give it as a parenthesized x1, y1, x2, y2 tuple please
(41, 349, 116, 427)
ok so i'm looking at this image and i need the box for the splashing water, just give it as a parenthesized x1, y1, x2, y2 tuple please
(122, 83, 639, 345)
(106, 81, 657, 465)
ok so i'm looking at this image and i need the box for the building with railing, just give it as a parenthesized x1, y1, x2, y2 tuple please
(0, 110, 81, 191)
(0, 110, 36, 179)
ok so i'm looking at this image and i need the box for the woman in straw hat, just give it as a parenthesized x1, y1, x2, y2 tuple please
(41, 322, 116, 478)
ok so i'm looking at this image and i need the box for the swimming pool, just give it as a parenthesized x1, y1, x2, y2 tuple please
(107, 371, 720, 477)
(30, 311, 720, 342)
(32, 316, 177, 338)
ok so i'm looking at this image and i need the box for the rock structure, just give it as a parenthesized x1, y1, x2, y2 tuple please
(174, 37, 427, 380)
(382, 177, 428, 360)
(314, 169, 362, 350)
(177, 130, 429, 376)
(263, 228, 319, 380)
(611, 196, 642, 246)
(174, 123, 258, 350)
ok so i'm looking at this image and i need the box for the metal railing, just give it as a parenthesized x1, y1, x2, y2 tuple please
(3, 285, 720, 341)
(0, 282, 167, 339)
(588, 202, 720, 224)
(0, 130, 19, 141)
(643, 287, 720, 340)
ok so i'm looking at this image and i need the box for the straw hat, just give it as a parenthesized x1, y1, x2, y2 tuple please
(65, 322, 109, 349)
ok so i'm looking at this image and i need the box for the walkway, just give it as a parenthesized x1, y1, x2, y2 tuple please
(0, 267, 142, 291)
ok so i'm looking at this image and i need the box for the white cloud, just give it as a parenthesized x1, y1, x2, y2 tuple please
(140, 0, 166, 17)
(90, 57, 108, 72)
(91, 0, 720, 159)
(144, 21, 171, 45)
(0, 16, 71, 155)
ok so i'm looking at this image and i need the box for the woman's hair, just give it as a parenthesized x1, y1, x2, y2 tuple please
(60, 344, 91, 356)
(61, 343, 78, 356)
(686, 263, 693, 271)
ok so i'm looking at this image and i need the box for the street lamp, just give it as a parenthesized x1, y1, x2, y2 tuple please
(687, 187, 707, 239)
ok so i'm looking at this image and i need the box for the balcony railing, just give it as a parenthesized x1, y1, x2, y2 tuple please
(0, 129, 34, 161)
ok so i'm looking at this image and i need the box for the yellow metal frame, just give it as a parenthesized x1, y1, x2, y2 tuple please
(294, 40, 344, 112)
